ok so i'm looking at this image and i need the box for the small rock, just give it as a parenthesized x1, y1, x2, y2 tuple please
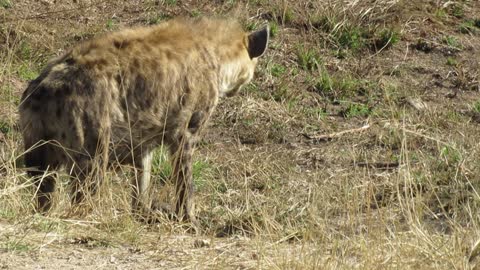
(405, 97, 428, 111)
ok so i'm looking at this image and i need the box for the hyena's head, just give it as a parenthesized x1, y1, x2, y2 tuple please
(219, 25, 269, 97)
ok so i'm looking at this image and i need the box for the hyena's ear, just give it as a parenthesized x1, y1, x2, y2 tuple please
(247, 25, 269, 59)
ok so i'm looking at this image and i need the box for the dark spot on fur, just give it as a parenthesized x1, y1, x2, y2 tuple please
(149, 59, 157, 71)
(89, 43, 99, 50)
(31, 86, 49, 100)
(121, 100, 127, 111)
(113, 40, 122, 49)
(165, 51, 173, 60)
(82, 113, 91, 128)
(188, 111, 204, 134)
(55, 84, 72, 98)
(183, 78, 192, 95)
(133, 58, 140, 69)
(82, 113, 100, 153)
(42, 124, 55, 140)
(144, 97, 152, 108)
(115, 74, 122, 84)
(30, 103, 41, 112)
(131, 74, 154, 109)
(143, 44, 153, 53)
(147, 127, 157, 133)
(65, 58, 75, 65)
(56, 106, 62, 117)
(54, 89, 64, 98)
(70, 67, 95, 96)
(98, 58, 108, 66)
(61, 132, 66, 140)
(134, 74, 147, 92)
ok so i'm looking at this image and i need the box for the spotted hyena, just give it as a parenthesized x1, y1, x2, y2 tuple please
(19, 17, 268, 222)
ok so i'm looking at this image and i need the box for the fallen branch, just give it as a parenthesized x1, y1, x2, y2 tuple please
(302, 124, 370, 142)
(353, 162, 400, 170)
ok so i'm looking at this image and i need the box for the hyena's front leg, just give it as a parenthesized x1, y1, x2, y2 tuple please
(131, 151, 153, 214)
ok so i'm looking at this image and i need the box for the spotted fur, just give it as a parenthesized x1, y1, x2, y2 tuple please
(19, 17, 269, 221)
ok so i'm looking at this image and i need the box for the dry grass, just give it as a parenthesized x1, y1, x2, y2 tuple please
(1, 0, 480, 269)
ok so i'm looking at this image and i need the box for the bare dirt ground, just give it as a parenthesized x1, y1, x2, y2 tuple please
(1, 0, 480, 269)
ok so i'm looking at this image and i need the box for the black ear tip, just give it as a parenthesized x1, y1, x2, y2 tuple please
(261, 24, 269, 34)
(247, 25, 270, 59)
(259, 24, 270, 40)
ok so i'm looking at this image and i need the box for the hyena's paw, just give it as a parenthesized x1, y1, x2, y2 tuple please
(140, 201, 199, 232)
(36, 192, 53, 213)
(132, 200, 174, 224)
(150, 200, 176, 222)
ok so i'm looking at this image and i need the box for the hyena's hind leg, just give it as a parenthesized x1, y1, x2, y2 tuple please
(70, 159, 99, 205)
(169, 135, 196, 223)
(69, 127, 111, 207)
(24, 140, 59, 212)
(169, 111, 209, 223)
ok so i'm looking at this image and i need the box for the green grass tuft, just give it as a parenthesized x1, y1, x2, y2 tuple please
(270, 63, 286, 77)
(342, 102, 371, 118)
(296, 46, 321, 71)
(443, 35, 461, 48)
(375, 28, 400, 49)
(0, 0, 11, 8)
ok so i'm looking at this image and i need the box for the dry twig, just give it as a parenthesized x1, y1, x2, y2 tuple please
(302, 124, 370, 142)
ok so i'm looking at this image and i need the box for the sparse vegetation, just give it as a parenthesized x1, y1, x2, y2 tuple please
(268, 21, 278, 37)
(0, 121, 11, 134)
(3, 241, 30, 252)
(473, 100, 480, 113)
(446, 57, 458, 66)
(460, 20, 477, 34)
(147, 13, 171, 25)
(342, 102, 371, 118)
(443, 35, 461, 49)
(335, 26, 366, 51)
(0, 0, 11, 9)
(106, 18, 117, 30)
(1, 0, 480, 269)
(375, 28, 400, 49)
(17, 64, 38, 81)
(296, 46, 321, 71)
(270, 63, 286, 77)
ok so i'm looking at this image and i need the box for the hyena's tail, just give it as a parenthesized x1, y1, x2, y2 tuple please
(19, 78, 58, 212)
